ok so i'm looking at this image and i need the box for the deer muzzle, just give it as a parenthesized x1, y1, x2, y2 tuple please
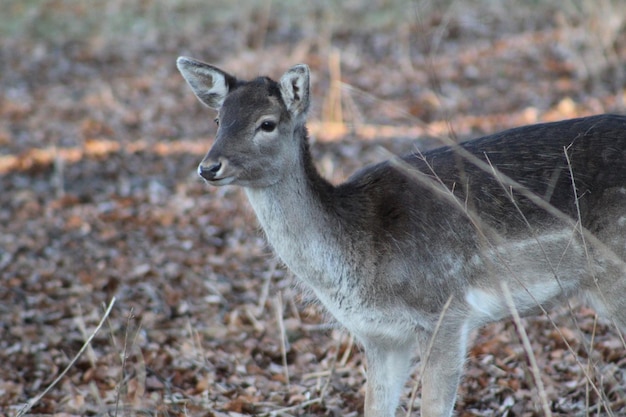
(198, 159, 223, 181)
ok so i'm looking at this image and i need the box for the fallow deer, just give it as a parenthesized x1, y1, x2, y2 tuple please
(176, 57, 626, 417)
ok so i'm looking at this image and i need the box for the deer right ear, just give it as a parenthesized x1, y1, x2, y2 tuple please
(176, 57, 236, 109)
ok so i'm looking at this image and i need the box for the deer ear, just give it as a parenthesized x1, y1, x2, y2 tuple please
(279, 64, 310, 118)
(176, 57, 236, 109)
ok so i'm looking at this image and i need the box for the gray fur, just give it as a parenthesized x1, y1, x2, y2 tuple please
(177, 57, 626, 417)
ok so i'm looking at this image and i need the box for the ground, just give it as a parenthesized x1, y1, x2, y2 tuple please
(1, 1, 625, 416)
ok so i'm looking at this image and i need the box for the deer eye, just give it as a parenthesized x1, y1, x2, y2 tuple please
(260, 120, 276, 132)
(214, 117, 219, 126)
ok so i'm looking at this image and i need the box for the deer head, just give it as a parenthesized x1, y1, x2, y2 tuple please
(176, 57, 310, 188)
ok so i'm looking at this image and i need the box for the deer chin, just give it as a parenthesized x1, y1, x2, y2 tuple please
(205, 176, 236, 186)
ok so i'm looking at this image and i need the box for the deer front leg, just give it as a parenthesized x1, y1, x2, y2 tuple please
(418, 323, 469, 417)
(363, 339, 416, 417)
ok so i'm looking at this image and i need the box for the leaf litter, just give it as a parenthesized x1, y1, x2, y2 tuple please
(1, 1, 625, 416)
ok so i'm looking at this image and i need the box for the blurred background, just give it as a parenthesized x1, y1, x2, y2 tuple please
(1, 0, 625, 416)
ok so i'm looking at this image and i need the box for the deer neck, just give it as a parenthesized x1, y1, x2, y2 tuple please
(243, 125, 344, 288)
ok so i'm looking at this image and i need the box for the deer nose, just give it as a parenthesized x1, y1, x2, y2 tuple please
(198, 160, 222, 180)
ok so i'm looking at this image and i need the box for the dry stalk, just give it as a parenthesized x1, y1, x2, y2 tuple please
(406, 295, 454, 417)
(16, 297, 116, 417)
(273, 291, 290, 387)
(301, 367, 353, 380)
(244, 305, 265, 332)
(265, 398, 322, 416)
(587, 315, 599, 416)
(113, 307, 134, 417)
(563, 147, 618, 414)
(286, 287, 302, 323)
(390, 139, 621, 411)
(319, 332, 344, 403)
(257, 258, 278, 316)
(322, 48, 344, 126)
(501, 282, 553, 417)
(484, 151, 596, 361)
(339, 333, 354, 367)
(74, 302, 98, 368)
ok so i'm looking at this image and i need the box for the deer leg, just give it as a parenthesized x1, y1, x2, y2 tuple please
(363, 338, 416, 417)
(418, 322, 469, 417)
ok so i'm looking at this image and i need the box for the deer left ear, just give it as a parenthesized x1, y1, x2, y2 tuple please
(279, 64, 310, 118)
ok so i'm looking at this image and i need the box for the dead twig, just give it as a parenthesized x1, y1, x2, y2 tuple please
(501, 282, 553, 417)
(16, 297, 116, 417)
(114, 307, 134, 417)
(274, 292, 290, 387)
(406, 295, 454, 417)
(264, 398, 323, 416)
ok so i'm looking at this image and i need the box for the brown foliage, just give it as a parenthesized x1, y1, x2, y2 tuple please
(1, 1, 625, 416)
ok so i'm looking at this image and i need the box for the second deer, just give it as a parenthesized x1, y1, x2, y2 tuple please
(177, 57, 626, 417)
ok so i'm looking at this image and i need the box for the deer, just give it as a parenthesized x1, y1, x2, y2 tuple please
(176, 56, 626, 417)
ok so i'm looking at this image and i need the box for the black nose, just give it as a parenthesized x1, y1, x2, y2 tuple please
(198, 161, 222, 180)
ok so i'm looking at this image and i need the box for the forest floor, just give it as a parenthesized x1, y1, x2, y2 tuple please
(1, 1, 625, 416)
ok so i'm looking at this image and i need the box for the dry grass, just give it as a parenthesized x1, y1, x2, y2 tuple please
(1, 1, 625, 416)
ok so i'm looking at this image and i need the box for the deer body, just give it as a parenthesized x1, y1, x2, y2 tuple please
(177, 57, 626, 417)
